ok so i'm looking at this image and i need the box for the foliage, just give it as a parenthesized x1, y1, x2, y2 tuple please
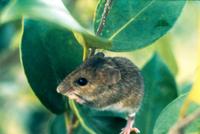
(154, 94, 200, 134)
(0, 20, 23, 52)
(1, 0, 200, 134)
(135, 54, 178, 134)
(94, 0, 186, 51)
(180, 43, 200, 117)
(21, 20, 83, 113)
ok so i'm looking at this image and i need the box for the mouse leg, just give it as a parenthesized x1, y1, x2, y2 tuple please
(120, 113, 140, 134)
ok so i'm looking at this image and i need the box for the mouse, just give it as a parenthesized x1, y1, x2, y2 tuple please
(57, 52, 144, 134)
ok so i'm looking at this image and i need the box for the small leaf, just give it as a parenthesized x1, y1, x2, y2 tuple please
(180, 68, 200, 117)
(0, 0, 111, 50)
(154, 94, 200, 134)
(179, 82, 192, 95)
(0, 19, 23, 52)
(0, 0, 23, 52)
(0, 0, 10, 13)
(179, 21, 200, 117)
(94, 0, 186, 51)
(186, 69, 200, 104)
(21, 20, 83, 114)
(135, 53, 178, 134)
(156, 36, 178, 75)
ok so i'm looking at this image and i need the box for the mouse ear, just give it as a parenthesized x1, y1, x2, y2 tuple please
(100, 66, 121, 85)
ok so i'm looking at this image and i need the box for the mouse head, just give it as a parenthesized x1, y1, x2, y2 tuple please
(56, 53, 121, 104)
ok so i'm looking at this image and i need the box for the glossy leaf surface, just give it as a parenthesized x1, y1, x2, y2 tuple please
(154, 94, 200, 134)
(135, 54, 178, 134)
(21, 20, 83, 113)
(94, 0, 186, 51)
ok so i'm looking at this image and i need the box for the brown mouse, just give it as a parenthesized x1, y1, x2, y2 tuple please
(57, 52, 144, 134)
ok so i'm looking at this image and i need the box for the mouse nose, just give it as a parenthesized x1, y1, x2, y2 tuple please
(56, 84, 65, 93)
(57, 83, 73, 95)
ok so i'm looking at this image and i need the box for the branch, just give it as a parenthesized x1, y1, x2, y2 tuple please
(90, 0, 113, 56)
(168, 108, 200, 134)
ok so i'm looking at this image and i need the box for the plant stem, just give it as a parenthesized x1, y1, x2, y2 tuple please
(83, 46, 89, 61)
(69, 100, 96, 134)
(90, 0, 113, 57)
(96, 0, 113, 35)
(65, 111, 73, 134)
(168, 108, 200, 134)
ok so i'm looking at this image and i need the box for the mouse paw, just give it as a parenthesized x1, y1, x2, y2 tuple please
(120, 127, 140, 134)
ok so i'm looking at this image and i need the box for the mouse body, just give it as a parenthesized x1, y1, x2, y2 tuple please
(57, 52, 144, 134)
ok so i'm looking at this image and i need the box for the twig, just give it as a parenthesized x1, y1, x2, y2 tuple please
(168, 108, 200, 134)
(90, 0, 113, 57)
(96, 0, 113, 35)
(65, 111, 73, 134)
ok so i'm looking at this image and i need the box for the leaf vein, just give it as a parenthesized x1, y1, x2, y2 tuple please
(109, 0, 156, 40)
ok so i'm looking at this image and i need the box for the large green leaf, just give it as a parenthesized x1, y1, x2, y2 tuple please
(0, 0, 111, 50)
(72, 103, 126, 134)
(21, 20, 83, 114)
(94, 0, 186, 51)
(154, 94, 200, 134)
(49, 115, 67, 134)
(48, 105, 126, 134)
(49, 114, 93, 134)
(135, 54, 178, 134)
(0, 0, 81, 30)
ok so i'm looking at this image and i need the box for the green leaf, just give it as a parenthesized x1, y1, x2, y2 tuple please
(49, 114, 91, 134)
(156, 36, 178, 75)
(0, 0, 84, 31)
(49, 115, 67, 134)
(94, 0, 186, 51)
(0, 0, 111, 50)
(135, 53, 178, 134)
(179, 82, 192, 95)
(49, 105, 125, 134)
(0, 19, 23, 52)
(154, 94, 200, 134)
(0, 0, 10, 11)
(72, 103, 126, 134)
(0, 1, 23, 52)
(20, 20, 83, 114)
(61, 0, 97, 27)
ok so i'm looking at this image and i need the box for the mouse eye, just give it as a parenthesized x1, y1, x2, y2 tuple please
(76, 77, 88, 86)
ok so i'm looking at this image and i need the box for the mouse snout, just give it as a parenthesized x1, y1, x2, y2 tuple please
(56, 84, 63, 93)
(56, 83, 75, 96)
(56, 83, 67, 94)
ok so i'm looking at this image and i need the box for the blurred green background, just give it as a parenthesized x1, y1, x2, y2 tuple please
(0, 1, 200, 134)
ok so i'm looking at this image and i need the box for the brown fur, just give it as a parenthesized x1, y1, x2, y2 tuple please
(57, 52, 144, 115)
